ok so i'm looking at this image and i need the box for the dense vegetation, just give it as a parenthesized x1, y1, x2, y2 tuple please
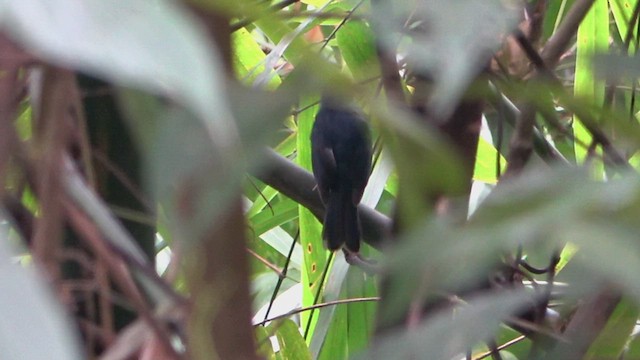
(1, 0, 640, 359)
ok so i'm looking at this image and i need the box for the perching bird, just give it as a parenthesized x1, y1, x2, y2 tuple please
(311, 97, 372, 253)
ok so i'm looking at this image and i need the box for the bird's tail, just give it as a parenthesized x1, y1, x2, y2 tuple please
(323, 191, 361, 252)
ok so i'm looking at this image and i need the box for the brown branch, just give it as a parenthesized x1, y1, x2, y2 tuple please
(187, 6, 260, 359)
(474, 335, 526, 360)
(506, 25, 632, 174)
(246, 248, 286, 279)
(62, 156, 184, 306)
(256, 148, 391, 249)
(541, 0, 595, 68)
(64, 199, 179, 359)
(92, 149, 154, 212)
(505, 103, 538, 177)
(548, 286, 621, 358)
(31, 67, 75, 282)
(0, 34, 25, 195)
(2, 194, 34, 241)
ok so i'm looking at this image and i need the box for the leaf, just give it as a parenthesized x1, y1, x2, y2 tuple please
(301, 0, 330, 7)
(336, 19, 380, 82)
(491, 327, 531, 359)
(0, 219, 82, 360)
(120, 83, 293, 247)
(119, 91, 242, 247)
(296, 98, 327, 339)
(309, 254, 350, 357)
(610, 0, 638, 51)
(375, 104, 466, 229)
(256, 325, 277, 360)
(573, 0, 608, 164)
(317, 297, 348, 360)
(259, 227, 303, 270)
(356, 290, 533, 360)
(361, 149, 393, 208)
(273, 319, 313, 360)
(625, 332, 640, 359)
(474, 137, 504, 183)
(232, 27, 282, 88)
(0, 0, 237, 150)
(246, 185, 280, 219)
(251, 200, 299, 237)
(585, 296, 639, 360)
(345, 268, 376, 354)
(542, 0, 576, 40)
(593, 53, 640, 80)
(372, 0, 518, 119)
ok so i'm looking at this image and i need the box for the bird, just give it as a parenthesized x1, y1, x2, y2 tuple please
(311, 96, 372, 253)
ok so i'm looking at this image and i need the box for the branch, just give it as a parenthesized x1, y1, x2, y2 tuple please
(547, 286, 621, 358)
(255, 296, 380, 326)
(255, 149, 391, 249)
(541, 0, 595, 68)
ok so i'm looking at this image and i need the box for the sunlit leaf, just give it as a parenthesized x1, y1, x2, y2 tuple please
(573, 0, 608, 164)
(296, 98, 327, 340)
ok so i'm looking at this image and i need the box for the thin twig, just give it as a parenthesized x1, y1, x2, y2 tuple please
(92, 149, 154, 213)
(255, 296, 380, 326)
(263, 230, 299, 322)
(474, 335, 526, 360)
(64, 200, 179, 359)
(247, 248, 284, 277)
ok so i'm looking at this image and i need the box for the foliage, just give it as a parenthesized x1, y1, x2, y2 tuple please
(2, 0, 640, 359)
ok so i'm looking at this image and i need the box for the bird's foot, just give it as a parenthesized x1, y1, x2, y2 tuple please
(342, 249, 380, 275)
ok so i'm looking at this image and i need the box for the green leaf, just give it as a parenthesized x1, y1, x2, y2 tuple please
(474, 137, 504, 183)
(258, 227, 303, 270)
(251, 200, 299, 237)
(336, 20, 379, 83)
(273, 319, 312, 360)
(610, 0, 638, 51)
(346, 268, 376, 354)
(573, 0, 608, 164)
(246, 185, 281, 219)
(301, 0, 330, 7)
(296, 98, 328, 340)
(585, 296, 639, 360)
(233, 27, 282, 87)
(542, 0, 576, 40)
(310, 255, 350, 357)
(625, 332, 640, 359)
(317, 298, 348, 360)
(256, 325, 277, 360)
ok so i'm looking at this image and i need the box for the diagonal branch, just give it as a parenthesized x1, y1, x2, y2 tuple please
(541, 0, 595, 68)
(256, 149, 391, 249)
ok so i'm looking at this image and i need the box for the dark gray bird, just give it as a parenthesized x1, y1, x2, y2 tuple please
(311, 97, 372, 253)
